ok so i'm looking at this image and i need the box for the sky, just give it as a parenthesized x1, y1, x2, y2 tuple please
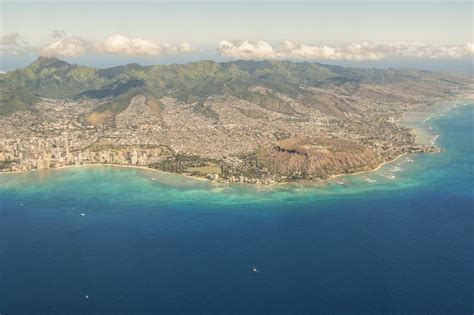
(1, 1, 473, 72)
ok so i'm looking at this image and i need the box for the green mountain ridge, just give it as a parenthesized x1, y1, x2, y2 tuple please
(0, 57, 471, 117)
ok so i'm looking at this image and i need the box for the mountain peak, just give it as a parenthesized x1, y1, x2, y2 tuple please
(32, 56, 60, 64)
(27, 56, 70, 71)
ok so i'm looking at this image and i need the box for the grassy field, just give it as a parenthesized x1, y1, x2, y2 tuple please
(184, 165, 222, 175)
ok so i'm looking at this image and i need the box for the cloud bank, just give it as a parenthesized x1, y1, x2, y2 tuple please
(2, 32, 473, 61)
(218, 40, 474, 60)
(38, 34, 196, 57)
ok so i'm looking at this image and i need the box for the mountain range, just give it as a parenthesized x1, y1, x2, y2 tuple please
(1, 56, 470, 120)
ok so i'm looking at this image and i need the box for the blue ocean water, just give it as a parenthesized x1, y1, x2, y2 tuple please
(0, 103, 473, 313)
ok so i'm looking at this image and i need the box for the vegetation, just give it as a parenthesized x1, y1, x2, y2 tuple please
(184, 165, 222, 175)
(0, 160, 14, 170)
(150, 154, 222, 175)
(1, 56, 468, 117)
(0, 81, 39, 115)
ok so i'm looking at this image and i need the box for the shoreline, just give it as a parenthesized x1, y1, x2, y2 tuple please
(0, 152, 410, 186)
(400, 95, 474, 146)
(328, 152, 408, 182)
(0, 163, 213, 183)
(1, 98, 472, 185)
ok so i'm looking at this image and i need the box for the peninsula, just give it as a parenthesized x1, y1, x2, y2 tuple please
(0, 57, 472, 183)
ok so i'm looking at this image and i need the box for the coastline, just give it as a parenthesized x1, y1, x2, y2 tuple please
(328, 153, 408, 181)
(0, 163, 210, 182)
(327, 95, 474, 183)
(1, 97, 472, 186)
(400, 95, 474, 146)
(0, 152, 411, 186)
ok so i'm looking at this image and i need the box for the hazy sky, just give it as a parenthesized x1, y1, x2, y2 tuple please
(1, 1, 473, 71)
(3, 2, 472, 44)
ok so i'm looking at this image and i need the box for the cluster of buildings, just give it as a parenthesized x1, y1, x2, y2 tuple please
(0, 94, 429, 182)
(0, 135, 167, 172)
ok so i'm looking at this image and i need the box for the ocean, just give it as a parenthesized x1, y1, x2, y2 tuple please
(0, 102, 473, 313)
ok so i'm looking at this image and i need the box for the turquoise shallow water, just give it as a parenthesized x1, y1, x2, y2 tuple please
(0, 102, 473, 313)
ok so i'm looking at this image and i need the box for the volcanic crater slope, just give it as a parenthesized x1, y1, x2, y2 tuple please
(257, 137, 380, 178)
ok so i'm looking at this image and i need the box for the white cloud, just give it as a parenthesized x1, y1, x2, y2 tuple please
(0, 33, 21, 45)
(101, 35, 166, 56)
(0, 32, 29, 56)
(464, 42, 474, 55)
(38, 33, 197, 57)
(39, 36, 94, 57)
(218, 40, 276, 59)
(218, 40, 474, 60)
